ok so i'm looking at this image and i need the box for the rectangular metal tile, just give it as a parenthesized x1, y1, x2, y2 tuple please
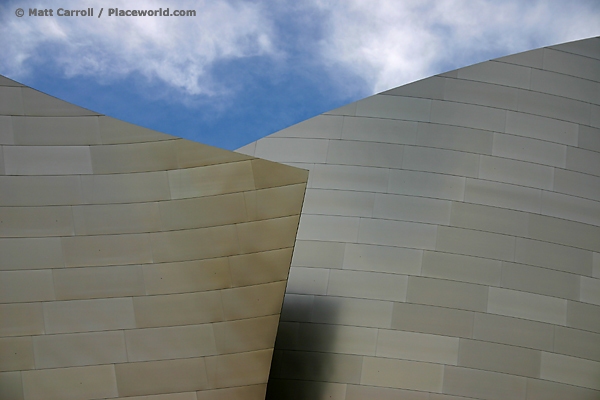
(4, 146, 93, 175)
(61, 234, 152, 267)
(505, 110, 578, 146)
(22, 365, 118, 400)
(391, 303, 474, 338)
(479, 155, 554, 190)
(376, 329, 459, 365)
(436, 226, 515, 262)
(12, 116, 100, 145)
(115, 357, 207, 397)
(328, 270, 408, 302)
(43, 298, 135, 334)
(33, 331, 127, 369)
(356, 95, 431, 122)
(416, 122, 493, 154)
(388, 169, 466, 201)
(458, 339, 541, 378)
(343, 243, 422, 275)
(473, 313, 554, 351)
(125, 324, 217, 362)
(342, 116, 418, 145)
(255, 137, 329, 163)
(540, 352, 600, 390)
(326, 140, 403, 168)
(443, 365, 527, 400)
(0, 206, 74, 237)
(407, 276, 488, 312)
(358, 218, 437, 250)
(361, 357, 443, 392)
(430, 100, 506, 132)
(487, 287, 567, 325)
(0, 303, 44, 337)
(0, 270, 55, 303)
(422, 251, 502, 286)
(402, 146, 479, 178)
(53, 265, 145, 300)
(133, 291, 223, 328)
(515, 237, 592, 276)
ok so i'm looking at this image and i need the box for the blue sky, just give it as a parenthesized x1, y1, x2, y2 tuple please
(1, 0, 599, 150)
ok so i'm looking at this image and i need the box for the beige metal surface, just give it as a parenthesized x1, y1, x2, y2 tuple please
(0, 76, 308, 400)
(238, 36, 600, 399)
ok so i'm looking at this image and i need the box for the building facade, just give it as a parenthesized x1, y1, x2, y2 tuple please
(1, 36, 599, 400)
(0, 74, 308, 400)
(239, 36, 600, 400)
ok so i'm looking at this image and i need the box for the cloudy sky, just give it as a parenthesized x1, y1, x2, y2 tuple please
(1, 0, 599, 150)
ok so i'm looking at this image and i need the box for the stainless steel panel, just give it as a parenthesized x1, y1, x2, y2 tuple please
(356, 95, 431, 122)
(543, 48, 600, 81)
(388, 169, 466, 201)
(473, 313, 554, 351)
(430, 100, 506, 132)
(358, 218, 437, 250)
(444, 78, 518, 109)
(416, 122, 493, 154)
(436, 226, 515, 262)
(492, 132, 566, 167)
(495, 48, 543, 68)
(464, 178, 542, 213)
(90, 140, 178, 173)
(450, 201, 529, 237)
(392, 303, 474, 338)
(421, 251, 502, 286)
(479, 155, 554, 190)
(505, 110, 578, 146)
(374, 192, 451, 225)
(343, 243, 422, 275)
(554, 168, 600, 201)
(403, 146, 479, 178)
(272, 115, 343, 139)
(0, 116, 14, 144)
(530, 68, 600, 104)
(22, 88, 99, 116)
(383, 76, 446, 100)
(342, 116, 418, 145)
(328, 269, 408, 301)
(458, 339, 541, 378)
(516, 89, 591, 125)
(541, 190, 600, 227)
(566, 146, 600, 177)
(361, 357, 443, 392)
(540, 352, 600, 390)
(515, 237, 592, 276)
(487, 287, 567, 325)
(4, 145, 93, 175)
(12, 116, 100, 145)
(501, 262, 580, 300)
(303, 189, 374, 218)
(327, 140, 403, 168)
(457, 59, 532, 88)
(309, 164, 389, 192)
(255, 137, 329, 163)
(442, 365, 527, 400)
(407, 276, 488, 312)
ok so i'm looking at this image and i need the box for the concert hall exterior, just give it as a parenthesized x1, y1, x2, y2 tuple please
(1, 37, 599, 400)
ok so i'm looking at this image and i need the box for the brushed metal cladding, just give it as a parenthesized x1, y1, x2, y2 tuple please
(0, 75, 308, 400)
(237, 37, 600, 399)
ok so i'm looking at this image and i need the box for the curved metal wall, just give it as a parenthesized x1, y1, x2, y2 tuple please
(238, 37, 600, 399)
(0, 75, 308, 400)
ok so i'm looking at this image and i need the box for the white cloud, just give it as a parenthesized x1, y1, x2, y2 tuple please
(2, 0, 599, 101)
(313, 0, 600, 93)
(1, 0, 277, 96)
